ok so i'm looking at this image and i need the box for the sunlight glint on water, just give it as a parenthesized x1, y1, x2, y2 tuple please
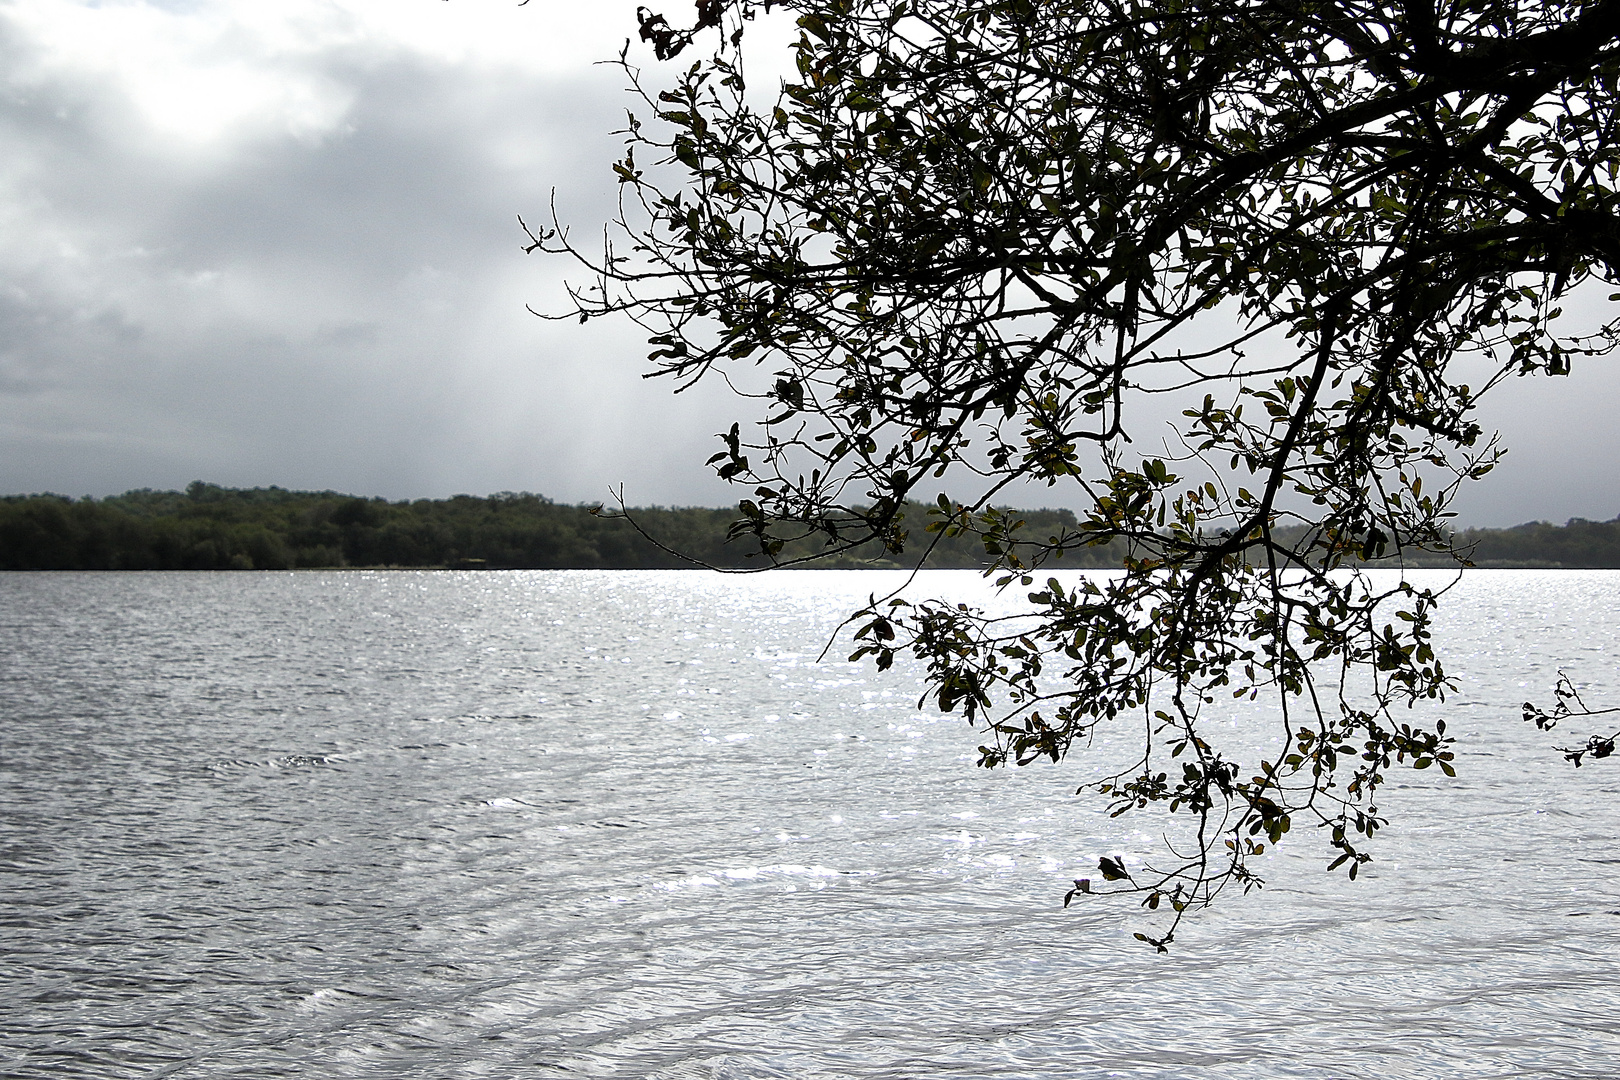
(2, 569, 1618, 1078)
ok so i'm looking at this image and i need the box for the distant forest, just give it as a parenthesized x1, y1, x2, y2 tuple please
(0, 482, 1107, 570)
(1, 482, 1617, 570)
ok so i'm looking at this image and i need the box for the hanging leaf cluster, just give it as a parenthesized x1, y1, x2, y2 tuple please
(539, 0, 1620, 945)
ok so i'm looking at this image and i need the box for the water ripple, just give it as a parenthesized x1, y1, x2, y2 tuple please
(1, 570, 1618, 1078)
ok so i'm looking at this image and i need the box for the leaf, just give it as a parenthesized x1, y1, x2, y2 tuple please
(1098, 856, 1131, 882)
(544, 0, 1619, 944)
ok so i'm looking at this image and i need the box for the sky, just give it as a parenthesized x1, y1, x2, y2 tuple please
(0, 0, 1616, 526)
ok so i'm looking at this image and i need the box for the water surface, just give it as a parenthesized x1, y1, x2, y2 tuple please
(3, 569, 1618, 1078)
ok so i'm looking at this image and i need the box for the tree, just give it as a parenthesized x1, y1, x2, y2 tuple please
(1524, 671, 1620, 767)
(535, 0, 1620, 948)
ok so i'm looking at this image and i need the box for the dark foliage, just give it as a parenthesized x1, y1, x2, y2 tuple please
(1458, 516, 1620, 567)
(0, 481, 1107, 571)
(540, 0, 1620, 943)
(5, 482, 1614, 570)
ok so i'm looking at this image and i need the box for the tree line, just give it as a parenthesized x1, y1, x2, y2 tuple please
(0, 482, 1119, 570)
(0, 482, 1614, 571)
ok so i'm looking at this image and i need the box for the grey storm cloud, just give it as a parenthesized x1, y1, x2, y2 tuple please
(0, 0, 1613, 525)
(0, 0, 742, 506)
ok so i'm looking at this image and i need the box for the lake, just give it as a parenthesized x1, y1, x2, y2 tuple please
(3, 569, 1619, 1078)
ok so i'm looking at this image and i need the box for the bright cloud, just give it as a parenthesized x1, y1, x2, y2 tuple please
(0, 0, 1612, 522)
(0, 0, 638, 152)
(0, 0, 751, 504)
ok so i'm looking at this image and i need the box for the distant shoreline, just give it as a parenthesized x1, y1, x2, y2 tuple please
(6, 565, 1617, 574)
(4, 483, 1619, 571)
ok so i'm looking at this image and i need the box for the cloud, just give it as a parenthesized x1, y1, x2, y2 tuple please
(3, 0, 353, 151)
(0, 0, 1613, 525)
(0, 0, 748, 505)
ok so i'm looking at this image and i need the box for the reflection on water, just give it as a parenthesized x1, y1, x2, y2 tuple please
(2, 569, 1618, 1078)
